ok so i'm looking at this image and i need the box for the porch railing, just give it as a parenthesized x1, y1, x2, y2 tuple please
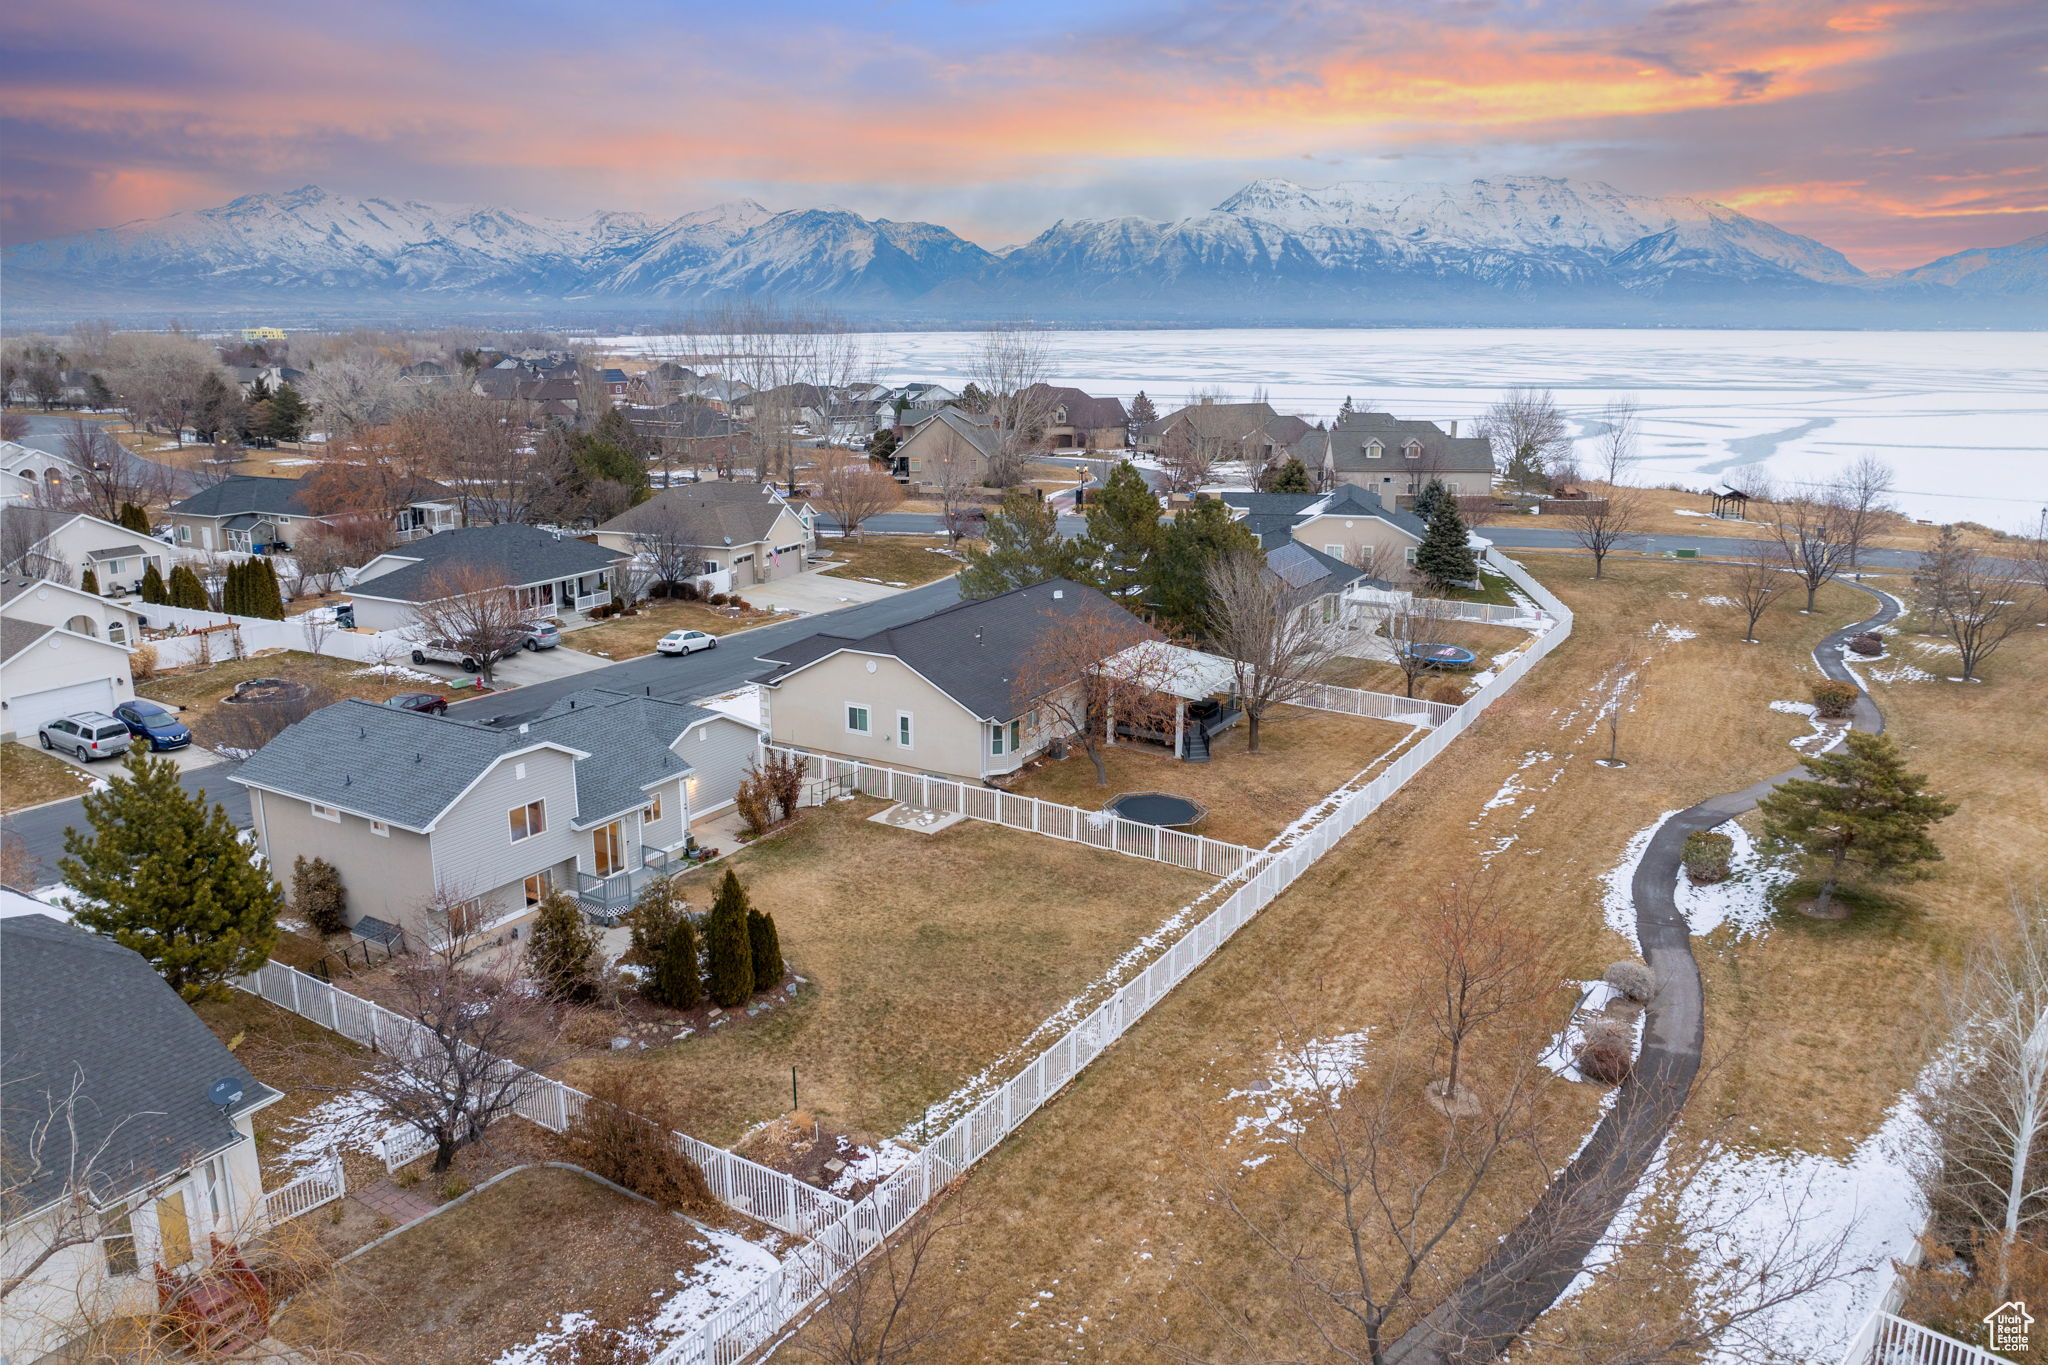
(575, 845, 678, 921)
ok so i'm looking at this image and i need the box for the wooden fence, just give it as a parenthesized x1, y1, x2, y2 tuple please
(650, 548, 1576, 1364)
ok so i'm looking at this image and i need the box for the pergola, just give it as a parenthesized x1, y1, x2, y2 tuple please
(1103, 640, 1239, 759)
(1710, 483, 1753, 520)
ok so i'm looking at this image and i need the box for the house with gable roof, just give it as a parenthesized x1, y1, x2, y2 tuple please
(591, 480, 815, 589)
(343, 523, 626, 632)
(1291, 411, 1495, 502)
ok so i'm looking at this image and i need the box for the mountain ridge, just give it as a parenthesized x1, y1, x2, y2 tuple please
(5, 178, 2040, 325)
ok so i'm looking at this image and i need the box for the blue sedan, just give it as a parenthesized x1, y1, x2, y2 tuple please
(112, 700, 193, 751)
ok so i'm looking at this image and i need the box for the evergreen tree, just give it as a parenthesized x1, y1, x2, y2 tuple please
(1758, 730, 1957, 918)
(525, 890, 600, 1001)
(955, 382, 990, 414)
(61, 752, 280, 1000)
(958, 489, 1087, 599)
(80, 567, 99, 595)
(648, 914, 701, 1010)
(703, 869, 755, 1007)
(867, 428, 899, 462)
(220, 560, 242, 615)
(252, 558, 285, 618)
(117, 502, 151, 535)
(626, 876, 684, 962)
(1082, 463, 1162, 602)
(140, 561, 167, 605)
(1148, 497, 1260, 634)
(1338, 395, 1356, 421)
(266, 384, 309, 442)
(1265, 457, 1313, 493)
(1411, 477, 1451, 526)
(1912, 523, 1969, 625)
(1129, 391, 1158, 426)
(1415, 494, 1479, 589)
(168, 564, 208, 610)
(747, 909, 784, 988)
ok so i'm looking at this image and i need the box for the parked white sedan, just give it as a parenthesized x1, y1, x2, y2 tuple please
(656, 629, 719, 656)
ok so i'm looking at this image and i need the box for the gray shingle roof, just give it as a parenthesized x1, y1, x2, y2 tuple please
(754, 578, 1153, 720)
(1, 914, 280, 1213)
(1215, 485, 1427, 546)
(0, 615, 53, 664)
(1320, 412, 1494, 474)
(593, 482, 793, 548)
(231, 689, 729, 831)
(348, 524, 624, 603)
(169, 475, 315, 519)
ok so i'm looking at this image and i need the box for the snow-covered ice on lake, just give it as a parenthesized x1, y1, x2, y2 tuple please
(605, 328, 2048, 530)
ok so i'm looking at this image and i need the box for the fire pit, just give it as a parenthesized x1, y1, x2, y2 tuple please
(221, 677, 310, 705)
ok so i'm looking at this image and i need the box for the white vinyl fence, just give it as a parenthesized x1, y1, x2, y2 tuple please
(1287, 682, 1458, 728)
(140, 602, 402, 668)
(232, 960, 849, 1238)
(1837, 1311, 2010, 1365)
(773, 747, 1263, 881)
(263, 1145, 346, 1224)
(650, 549, 1574, 1365)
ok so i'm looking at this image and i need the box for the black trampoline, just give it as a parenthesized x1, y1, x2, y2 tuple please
(1105, 791, 1208, 828)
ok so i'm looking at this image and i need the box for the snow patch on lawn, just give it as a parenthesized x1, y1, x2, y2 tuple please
(1539, 981, 1642, 1083)
(1675, 822, 1794, 939)
(696, 684, 763, 729)
(1646, 621, 1699, 643)
(274, 1090, 391, 1171)
(1770, 699, 1844, 754)
(1912, 639, 1960, 657)
(1475, 751, 1554, 817)
(353, 662, 443, 684)
(1698, 595, 1738, 607)
(1226, 1032, 1372, 1170)
(1600, 813, 1681, 953)
(1679, 1088, 1933, 1363)
(827, 1135, 916, 1197)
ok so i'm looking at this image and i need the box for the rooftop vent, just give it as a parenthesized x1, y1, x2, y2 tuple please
(518, 722, 529, 735)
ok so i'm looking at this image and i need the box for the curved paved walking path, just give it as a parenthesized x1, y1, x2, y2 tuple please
(1388, 580, 1902, 1364)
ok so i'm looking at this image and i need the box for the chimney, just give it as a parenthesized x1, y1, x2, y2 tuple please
(1448, 420, 1458, 437)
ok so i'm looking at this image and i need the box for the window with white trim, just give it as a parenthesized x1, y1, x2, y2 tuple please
(1364, 441, 1383, 459)
(845, 704, 871, 735)
(1403, 546, 1418, 565)
(309, 802, 340, 823)
(896, 712, 913, 748)
(370, 819, 389, 837)
(101, 1206, 138, 1276)
(1324, 543, 1344, 558)
(643, 791, 663, 824)
(524, 870, 551, 906)
(509, 800, 546, 841)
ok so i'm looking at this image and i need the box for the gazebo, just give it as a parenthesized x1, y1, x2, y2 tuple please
(1103, 641, 1242, 762)
(1710, 482, 1753, 520)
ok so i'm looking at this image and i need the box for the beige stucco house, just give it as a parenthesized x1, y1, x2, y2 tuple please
(344, 523, 626, 633)
(1290, 412, 1495, 502)
(1214, 485, 1434, 583)
(591, 481, 815, 591)
(891, 407, 1004, 489)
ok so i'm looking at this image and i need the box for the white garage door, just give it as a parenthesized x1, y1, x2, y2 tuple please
(5, 678, 117, 740)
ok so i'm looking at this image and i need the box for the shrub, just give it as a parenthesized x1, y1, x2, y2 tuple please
(747, 909, 783, 988)
(140, 562, 167, 605)
(129, 642, 159, 681)
(1576, 1020, 1635, 1085)
(1848, 632, 1885, 658)
(625, 878, 683, 963)
(439, 1175, 469, 1201)
(562, 1071, 718, 1216)
(81, 567, 100, 595)
(734, 770, 774, 838)
(759, 748, 807, 823)
(1680, 830, 1734, 885)
(1604, 960, 1656, 1003)
(677, 582, 700, 601)
(525, 890, 600, 1002)
(648, 914, 701, 1010)
(731, 597, 750, 611)
(292, 855, 348, 935)
(709, 592, 729, 606)
(703, 870, 755, 1007)
(1811, 679, 1860, 719)
(1431, 680, 1466, 705)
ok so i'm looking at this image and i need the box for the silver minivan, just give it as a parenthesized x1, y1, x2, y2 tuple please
(39, 711, 135, 762)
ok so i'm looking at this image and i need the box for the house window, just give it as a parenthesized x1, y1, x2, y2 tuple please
(991, 725, 1005, 757)
(509, 800, 546, 841)
(1011, 719, 1022, 752)
(644, 792, 663, 824)
(1403, 546, 1418, 565)
(102, 1207, 138, 1276)
(108, 621, 126, 644)
(592, 821, 624, 879)
(991, 719, 1022, 757)
(846, 704, 871, 736)
(201, 1153, 232, 1223)
(176, 525, 191, 544)
(524, 870, 551, 906)
(1365, 441, 1383, 459)
(309, 802, 340, 823)
(897, 712, 913, 748)
(1324, 543, 1344, 558)
(369, 819, 389, 837)
(1404, 442, 1423, 460)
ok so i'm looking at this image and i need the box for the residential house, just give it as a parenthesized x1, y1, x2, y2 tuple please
(0, 504, 169, 597)
(591, 481, 814, 590)
(891, 407, 1004, 488)
(0, 911, 279, 1364)
(0, 577, 142, 737)
(1213, 484, 1436, 582)
(597, 368, 631, 398)
(163, 475, 459, 554)
(1141, 402, 1309, 471)
(753, 578, 1155, 783)
(343, 523, 626, 632)
(894, 382, 959, 411)
(232, 688, 763, 935)
(1293, 412, 1494, 501)
(627, 401, 745, 455)
(1, 441, 88, 506)
(1020, 385, 1130, 451)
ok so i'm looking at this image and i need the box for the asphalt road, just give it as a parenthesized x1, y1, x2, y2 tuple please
(17, 411, 203, 498)
(3, 758, 249, 886)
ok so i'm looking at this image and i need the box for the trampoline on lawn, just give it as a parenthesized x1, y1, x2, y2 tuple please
(1105, 791, 1208, 828)
(1404, 643, 1477, 669)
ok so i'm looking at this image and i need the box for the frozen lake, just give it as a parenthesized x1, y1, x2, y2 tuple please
(608, 328, 2048, 531)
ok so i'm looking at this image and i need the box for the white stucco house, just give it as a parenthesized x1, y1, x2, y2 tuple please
(0, 577, 141, 739)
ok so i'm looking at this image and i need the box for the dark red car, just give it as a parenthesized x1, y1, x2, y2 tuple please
(385, 691, 449, 715)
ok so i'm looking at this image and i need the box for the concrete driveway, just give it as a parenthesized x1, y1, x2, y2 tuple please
(26, 735, 225, 775)
(402, 645, 614, 690)
(744, 570, 904, 615)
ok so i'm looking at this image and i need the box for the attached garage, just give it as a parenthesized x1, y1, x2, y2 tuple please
(6, 678, 118, 739)
(0, 622, 133, 740)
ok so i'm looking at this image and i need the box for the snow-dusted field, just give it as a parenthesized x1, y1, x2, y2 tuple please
(607, 328, 2048, 529)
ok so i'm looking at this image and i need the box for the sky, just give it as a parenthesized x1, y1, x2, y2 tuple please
(2, 0, 2043, 270)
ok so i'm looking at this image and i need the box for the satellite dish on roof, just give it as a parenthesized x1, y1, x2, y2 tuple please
(208, 1077, 245, 1111)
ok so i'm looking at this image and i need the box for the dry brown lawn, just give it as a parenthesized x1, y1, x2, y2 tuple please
(1, 742, 99, 810)
(565, 598, 777, 660)
(1478, 482, 2022, 553)
(137, 650, 434, 748)
(818, 534, 965, 586)
(279, 1166, 717, 1365)
(1003, 704, 1418, 848)
(1316, 617, 1544, 701)
(567, 799, 1211, 1147)
(815, 553, 1924, 1361)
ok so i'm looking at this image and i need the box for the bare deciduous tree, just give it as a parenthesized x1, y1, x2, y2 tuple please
(408, 563, 529, 684)
(1204, 547, 1349, 753)
(1764, 487, 1859, 612)
(300, 349, 410, 438)
(1481, 388, 1570, 491)
(1561, 399, 1645, 578)
(788, 1196, 978, 1365)
(815, 454, 904, 540)
(1157, 421, 1214, 497)
(971, 325, 1056, 488)
(1377, 593, 1461, 699)
(1924, 541, 2041, 682)
(1831, 454, 1896, 570)
(1012, 601, 1183, 785)
(57, 418, 171, 523)
(1422, 875, 1552, 1114)
(1724, 544, 1787, 644)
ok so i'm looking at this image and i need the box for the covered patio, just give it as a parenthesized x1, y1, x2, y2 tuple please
(1103, 641, 1243, 763)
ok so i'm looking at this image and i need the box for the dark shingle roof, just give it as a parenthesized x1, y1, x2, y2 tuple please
(1214, 485, 1427, 546)
(169, 475, 315, 519)
(0, 615, 54, 664)
(1024, 385, 1129, 432)
(754, 578, 1153, 720)
(1, 915, 279, 1213)
(231, 689, 727, 830)
(1320, 412, 1494, 474)
(348, 524, 624, 603)
(593, 482, 793, 547)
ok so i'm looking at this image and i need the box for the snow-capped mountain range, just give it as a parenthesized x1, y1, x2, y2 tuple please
(5, 178, 2040, 325)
